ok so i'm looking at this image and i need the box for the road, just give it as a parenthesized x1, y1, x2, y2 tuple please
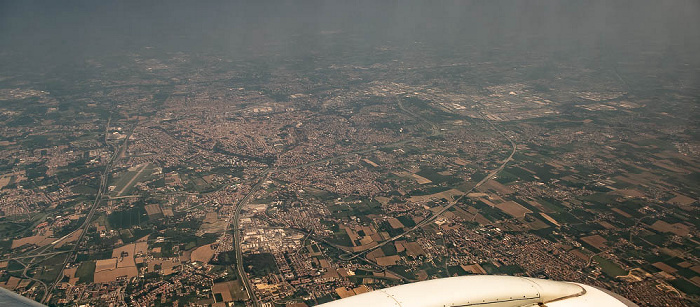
(223, 138, 414, 305)
(225, 95, 517, 304)
(342, 105, 517, 261)
(1, 250, 71, 262)
(11, 258, 49, 303)
(150, 93, 514, 306)
(223, 135, 423, 304)
(42, 123, 136, 304)
(223, 172, 269, 307)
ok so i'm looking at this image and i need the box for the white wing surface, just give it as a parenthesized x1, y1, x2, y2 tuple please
(319, 275, 637, 307)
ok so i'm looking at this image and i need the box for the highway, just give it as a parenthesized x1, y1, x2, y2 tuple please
(224, 95, 518, 304)
(223, 172, 269, 306)
(223, 132, 423, 304)
(342, 107, 517, 261)
(223, 138, 415, 305)
(195, 94, 517, 305)
(42, 123, 136, 304)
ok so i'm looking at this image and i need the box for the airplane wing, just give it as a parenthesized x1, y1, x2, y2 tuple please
(318, 275, 638, 307)
(0, 287, 46, 307)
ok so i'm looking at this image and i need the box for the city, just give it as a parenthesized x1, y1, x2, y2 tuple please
(0, 1, 698, 307)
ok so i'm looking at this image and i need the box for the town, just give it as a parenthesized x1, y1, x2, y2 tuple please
(0, 27, 698, 307)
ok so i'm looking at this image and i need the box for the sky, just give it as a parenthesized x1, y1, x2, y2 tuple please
(1, 0, 699, 73)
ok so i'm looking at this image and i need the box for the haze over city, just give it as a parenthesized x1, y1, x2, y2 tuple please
(0, 1, 698, 306)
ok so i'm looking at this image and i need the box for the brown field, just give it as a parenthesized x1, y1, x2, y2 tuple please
(691, 277, 700, 287)
(404, 242, 426, 258)
(11, 235, 54, 249)
(230, 280, 249, 300)
(64, 267, 77, 279)
(612, 189, 645, 198)
(412, 173, 432, 184)
(135, 241, 148, 253)
(204, 212, 219, 224)
(213, 281, 239, 302)
(480, 180, 514, 195)
(111, 244, 132, 258)
(112, 242, 148, 259)
(366, 248, 385, 261)
(494, 201, 532, 218)
(546, 161, 566, 170)
(354, 285, 370, 294)
(144, 204, 162, 217)
(199, 219, 227, 234)
(409, 189, 464, 203)
(395, 241, 406, 253)
(581, 235, 608, 250)
(387, 218, 404, 229)
(117, 255, 136, 268)
(660, 247, 684, 258)
(394, 171, 432, 184)
(375, 255, 401, 266)
(2, 276, 22, 290)
(652, 160, 687, 173)
(460, 264, 487, 274)
(180, 250, 192, 263)
(351, 242, 378, 252)
(570, 249, 590, 262)
(650, 220, 690, 236)
(93, 266, 137, 284)
(17, 279, 31, 289)
(652, 262, 678, 274)
(359, 236, 374, 245)
(0, 175, 11, 189)
(95, 258, 117, 272)
(691, 266, 700, 274)
(202, 174, 217, 184)
(162, 207, 174, 217)
(669, 194, 696, 206)
(191, 244, 215, 264)
(611, 208, 633, 218)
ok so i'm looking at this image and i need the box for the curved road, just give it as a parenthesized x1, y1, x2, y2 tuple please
(43, 123, 136, 304)
(229, 96, 517, 305)
(344, 114, 516, 260)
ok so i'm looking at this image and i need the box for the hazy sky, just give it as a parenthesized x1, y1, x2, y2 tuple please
(1, 1, 699, 71)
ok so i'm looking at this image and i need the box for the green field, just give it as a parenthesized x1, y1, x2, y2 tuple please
(593, 255, 627, 277)
(108, 206, 147, 229)
(243, 253, 278, 278)
(76, 261, 96, 283)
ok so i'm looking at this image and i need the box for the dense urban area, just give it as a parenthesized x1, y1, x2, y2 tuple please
(1, 2, 699, 307)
